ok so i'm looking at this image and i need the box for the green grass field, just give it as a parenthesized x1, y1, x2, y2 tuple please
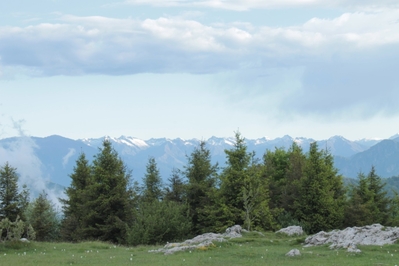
(1, 232, 399, 265)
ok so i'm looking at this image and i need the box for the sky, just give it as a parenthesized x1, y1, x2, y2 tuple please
(1, 0, 399, 141)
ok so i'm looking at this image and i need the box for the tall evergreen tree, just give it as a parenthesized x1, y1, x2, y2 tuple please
(142, 157, 163, 202)
(83, 139, 133, 244)
(184, 141, 218, 234)
(26, 192, 60, 242)
(0, 162, 28, 221)
(164, 168, 186, 203)
(242, 154, 274, 231)
(219, 132, 253, 227)
(295, 142, 346, 233)
(60, 152, 92, 241)
(345, 167, 390, 226)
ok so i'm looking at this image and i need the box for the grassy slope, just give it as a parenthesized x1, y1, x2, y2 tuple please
(1, 232, 399, 265)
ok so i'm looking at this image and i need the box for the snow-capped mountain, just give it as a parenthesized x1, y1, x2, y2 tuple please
(1, 134, 398, 196)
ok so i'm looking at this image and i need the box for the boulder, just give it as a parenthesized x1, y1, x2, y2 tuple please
(286, 249, 301, 256)
(347, 243, 361, 253)
(149, 225, 243, 255)
(19, 238, 30, 243)
(276, 226, 304, 236)
(304, 224, 399, 249)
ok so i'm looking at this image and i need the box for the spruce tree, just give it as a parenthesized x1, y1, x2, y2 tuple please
(243, 154, 274, 231)
(295, 142, 345, 233)
(26, 191, 60, 241)
(164, 168, 186, 203)
(345, 167, 390, 226)
(142, 157, 163, 202)
(0, 162, 27, 221)
(184, 141, 218, 234)
(219, 132, 254, 227)
(83, 139, 133, 244)
(61, 152, 92, 241)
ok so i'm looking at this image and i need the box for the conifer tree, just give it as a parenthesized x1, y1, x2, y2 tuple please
(184, 141, 218, 234)
(0, 162, 28, 221)
(142, 157, 163, 202)
(345, 167, 390, 226)
(60, 152, 92, 241)
(164, 168, 186, 203)
(243, 154, 274, 230)
(83, 139, 133, 244)
(295, 142, 345, 233)
(219, 132, 254, 227)
(26, 192, 60, 241)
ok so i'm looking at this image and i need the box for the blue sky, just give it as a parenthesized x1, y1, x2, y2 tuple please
(1, 0, 399, 141)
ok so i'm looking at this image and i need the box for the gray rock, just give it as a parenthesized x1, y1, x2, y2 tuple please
(276, 226, 304, 236)
(19, 238, 30, 243)
(347, 243, 361, 253)
(305, 224, 399, 249)
(149, 225, 243, 255)
(286, 249, 301, 256)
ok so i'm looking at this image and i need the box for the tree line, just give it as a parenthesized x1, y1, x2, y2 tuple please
(1, 132, 398, 244)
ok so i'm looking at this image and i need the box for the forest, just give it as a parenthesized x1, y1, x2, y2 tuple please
(1, 131, 398, 245)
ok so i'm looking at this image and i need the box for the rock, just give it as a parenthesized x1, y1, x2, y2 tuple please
(276, 226, 304, 236)
(224, 225, 242, 238)
(347, 243, 361, 253)
(304, 224, 399, 249)
(149, 225, 243, 255)
(286, 249, 301, 256)
(19, 238, 30, 243)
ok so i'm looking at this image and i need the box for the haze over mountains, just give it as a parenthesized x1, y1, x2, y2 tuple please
(1, 134, 399, 201)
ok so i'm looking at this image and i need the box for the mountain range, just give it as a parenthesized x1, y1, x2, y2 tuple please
(1, 134, 399, 202)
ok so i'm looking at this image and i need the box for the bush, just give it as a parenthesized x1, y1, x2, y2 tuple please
(0, 216, 36, 243)
(128, 200, 191, 246)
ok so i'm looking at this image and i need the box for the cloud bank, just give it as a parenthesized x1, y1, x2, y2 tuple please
(1, 6, 398, 120)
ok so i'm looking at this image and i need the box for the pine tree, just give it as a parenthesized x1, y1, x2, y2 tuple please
(83, 139, 133, 244)
(345, 167, 390, 226)
(219, 132, 253, 227)
(26, 192, 60, 241)
(295, 142, 346, 233)
(164, 168, 186, 203)
(281, 143, 306, 224)
(184, 141, 218, 234)
(142, 157, 163, 202)
(367, 166, 389, 224)
(243, 154, 274, 231)
(60, 152, 92, 241)
(0, 162, 27, 221)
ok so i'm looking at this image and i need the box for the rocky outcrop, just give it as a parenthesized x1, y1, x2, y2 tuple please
(286, 249, 301, 256)
(304, 224, 399, 249)
(276, 226, 304, 236)
(149, 225, 243, 255)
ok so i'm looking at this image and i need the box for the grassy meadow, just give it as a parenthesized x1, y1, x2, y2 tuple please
(1, 232, 399, 266)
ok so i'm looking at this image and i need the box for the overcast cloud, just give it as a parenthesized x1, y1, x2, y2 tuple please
(0, 0, 398, 140)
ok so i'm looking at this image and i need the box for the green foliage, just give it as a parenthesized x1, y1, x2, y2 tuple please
(141, 157, 163, 202)
(81, 140, 133, 244)
(345, 166, 390, 226)
(25, 192, 60, 242)
(164, 168, 186, 203)
(0, 162, 29, 221)
(242, 155, 275, 231)
(219, 132, 252, 227)
(184, 141, 218, 234)
(295, 142, 346, 233)
(128, 200, 191, 245)
(61, 152, 92, 241)
(0, 216, 35, 242)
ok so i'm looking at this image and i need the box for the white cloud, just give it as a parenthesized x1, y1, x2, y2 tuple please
(1, 10, 399, 76)
(62, 148, 76, 168)
(1, 9, 399, 119)
(123, 0, 399, 10)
